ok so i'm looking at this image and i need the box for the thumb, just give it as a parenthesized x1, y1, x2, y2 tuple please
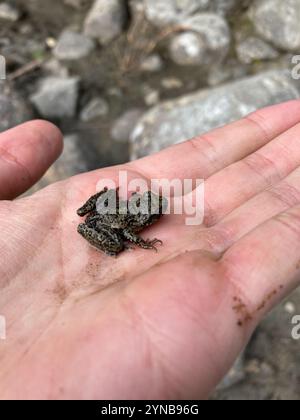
(0, 120, 63, 200)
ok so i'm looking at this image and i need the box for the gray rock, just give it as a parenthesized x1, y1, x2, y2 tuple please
(111, 109, 144, 143)
(207, 60, 248, 86)
(183, 13, 231, 58)
(31, 132, 102, 191)
(140, 54, 164, 72)
(33, 133, 92, 190)
(47, 134, 89, 180)
(0, 84, 33, 132)
(161, 77, 184, 90)
(129, 0, 146, 15)
(107, 87, 123, 97)
(143, 0, 242, 26)
(30, 77, 80, 119)
(44, 59, 70, 78)
(53, 30, 95, 61)
(169, 32, 206, 65)
(208, 0, 240, 15)
(236, 36, 279, 64)
(131, 70, 300, 159)
(64, 0, 92, 9)
(217, 354, 246, 391)
(80, 97, 109, 121)
(143, 88, 160, 106)
(84, 0, 127, 45)
(0, 55, 6, 80)
(144, 0, 209, 26)
(169, 13, 231, 66)
(249, 0, 300, 52)
(0, 3, 20, 22)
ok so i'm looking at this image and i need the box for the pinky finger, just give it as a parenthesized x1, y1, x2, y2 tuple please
(221, 204, 300, 323)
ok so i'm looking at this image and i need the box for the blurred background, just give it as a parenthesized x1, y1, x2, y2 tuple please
(0, 0, 300, 400)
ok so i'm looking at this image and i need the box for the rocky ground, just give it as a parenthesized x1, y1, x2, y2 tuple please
(0, 0, 300, 400)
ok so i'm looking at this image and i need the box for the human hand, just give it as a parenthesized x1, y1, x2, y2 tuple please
(1, 101, 300, 399)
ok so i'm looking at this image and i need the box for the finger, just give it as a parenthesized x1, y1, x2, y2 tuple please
(214, 166, 300, 250)
(221, 203, 300, 324)
(131, 101, 300, 182)
(0, 120, 63, 200)
(202, 119, 300, 226)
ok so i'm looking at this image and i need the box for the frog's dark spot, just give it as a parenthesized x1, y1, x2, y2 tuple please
(51, 282, 69, 304)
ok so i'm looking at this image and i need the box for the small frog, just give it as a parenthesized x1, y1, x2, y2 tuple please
(77, 188, 168, 257)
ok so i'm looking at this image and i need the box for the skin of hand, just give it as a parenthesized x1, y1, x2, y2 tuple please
(1, 101, 300, 399)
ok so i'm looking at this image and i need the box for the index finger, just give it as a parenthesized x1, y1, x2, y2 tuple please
(130, 101, 300, 182)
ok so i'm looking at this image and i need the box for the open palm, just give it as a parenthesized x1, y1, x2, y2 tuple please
(1, 100, 300, 399)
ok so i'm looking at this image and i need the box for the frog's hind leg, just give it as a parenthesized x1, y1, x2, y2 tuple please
(123, 230, 163, 252)
(77, 223, 124, 257)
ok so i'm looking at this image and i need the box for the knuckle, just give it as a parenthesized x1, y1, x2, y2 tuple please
(267, 181, 300, 208)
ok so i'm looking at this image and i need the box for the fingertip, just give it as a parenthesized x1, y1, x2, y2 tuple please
(281, 99, 300, 110)
(281, 99, 300, 118)
(250, 100, 300, 123)
(23, 119, 64, 161)
(0, 120, 64, 199)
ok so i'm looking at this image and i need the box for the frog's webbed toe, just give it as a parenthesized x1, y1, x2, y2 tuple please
(143, 238, 163, 252)
(122, 229, 163, 252)
(148, 238, 163, 246)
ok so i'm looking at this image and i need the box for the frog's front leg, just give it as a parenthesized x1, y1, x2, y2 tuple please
(78, 223, 124, 256)
(77, 187, 108, 217)
(122, 229, 163, 252)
